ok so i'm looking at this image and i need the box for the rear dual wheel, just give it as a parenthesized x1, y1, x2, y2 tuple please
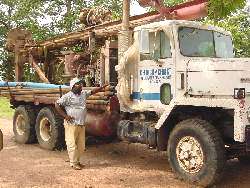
(13, 105, 65, 150)
(35, 107, 65, 150)
(13, 106, 37, 144)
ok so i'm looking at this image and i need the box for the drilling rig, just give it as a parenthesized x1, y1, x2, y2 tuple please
(1, 0, 250, 187)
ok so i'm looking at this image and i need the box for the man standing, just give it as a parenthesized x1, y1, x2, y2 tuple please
(55, 77, 107, 170)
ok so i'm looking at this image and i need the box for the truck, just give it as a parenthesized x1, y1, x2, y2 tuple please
(1, 0, 249, 187)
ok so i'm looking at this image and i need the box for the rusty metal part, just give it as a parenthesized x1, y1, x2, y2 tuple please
(29, 55, 50, 83)
(95, 91, 114, 96)
(138, 0, 165, 12)
(64, 52, 90, 77)
(5, 29, 33, 52)
(138, 0, 207, 19)
(6, 29, 36, 81)
(109, 96, 120, 112)
(85, 111, 120, 137)
(37, 0, 207, 49)
(79, 7, 112, 27)
(31, 12, 163, 51)
(117, 120, 157, 147)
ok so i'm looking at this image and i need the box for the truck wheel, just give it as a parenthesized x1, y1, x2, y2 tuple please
(35, 107, 64, 150)
(13, 105, 37, 144)
(167, 119, 225, 187)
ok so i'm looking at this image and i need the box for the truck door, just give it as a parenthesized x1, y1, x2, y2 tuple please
(134, 29, 173, 109)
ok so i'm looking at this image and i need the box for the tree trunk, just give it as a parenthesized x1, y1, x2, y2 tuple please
(66, 0, 72, 15)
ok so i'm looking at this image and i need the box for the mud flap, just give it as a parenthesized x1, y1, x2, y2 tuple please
(246, 125, 250, 152)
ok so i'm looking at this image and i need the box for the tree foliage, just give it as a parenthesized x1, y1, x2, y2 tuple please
(163, 0, 247, 19)
(0, 0, 122, 81)
(206, 10, 250, 57)
(207, 0, 246, 19)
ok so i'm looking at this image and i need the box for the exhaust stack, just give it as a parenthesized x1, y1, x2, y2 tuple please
(118, 0, 132, 62)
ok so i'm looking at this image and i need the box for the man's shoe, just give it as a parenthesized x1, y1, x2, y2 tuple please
(77, 163, 85, 168)
(71, 164, 82, 170)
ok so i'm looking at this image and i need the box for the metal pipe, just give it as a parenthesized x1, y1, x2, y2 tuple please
(138, 0, 208, 20)
(118, 0, 131, 62)
(172, 2, 207, 20)
(122, 0, 130, 31)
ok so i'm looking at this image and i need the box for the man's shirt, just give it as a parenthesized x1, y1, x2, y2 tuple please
(56, 90, 91, 125)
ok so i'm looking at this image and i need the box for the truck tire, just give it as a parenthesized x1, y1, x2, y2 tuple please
(167, 118, 225, 187)
(13, 105, 37, 144)
(35, 107, 65, 150)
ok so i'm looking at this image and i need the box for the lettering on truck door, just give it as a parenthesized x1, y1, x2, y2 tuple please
(135, 30, 174, 109)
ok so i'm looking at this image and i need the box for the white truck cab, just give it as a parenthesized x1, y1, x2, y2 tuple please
(116, 20, 250, 187)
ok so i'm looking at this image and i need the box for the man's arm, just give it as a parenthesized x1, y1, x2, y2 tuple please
(90, 84, 109, 96)
(55, 102, 74, 122)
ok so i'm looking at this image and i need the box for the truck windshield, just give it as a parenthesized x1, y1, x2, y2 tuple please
(178, 27, 234, 58)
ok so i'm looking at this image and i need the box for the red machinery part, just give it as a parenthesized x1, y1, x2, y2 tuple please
(138, 0, 208, 20)
(85, 111, 120, 137)
(171, 2, 207, 20)
(85, 96, 120, 137)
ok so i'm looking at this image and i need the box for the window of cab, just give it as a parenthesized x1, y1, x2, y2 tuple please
(139, 30, 172, 61)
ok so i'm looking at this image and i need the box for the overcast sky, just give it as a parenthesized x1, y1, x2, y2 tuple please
(131, 0, 147, 16)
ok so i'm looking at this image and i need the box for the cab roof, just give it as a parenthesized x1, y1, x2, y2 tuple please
(134, 20, 231, 36)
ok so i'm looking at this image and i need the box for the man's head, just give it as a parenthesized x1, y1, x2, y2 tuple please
(70, 77, 85, 95)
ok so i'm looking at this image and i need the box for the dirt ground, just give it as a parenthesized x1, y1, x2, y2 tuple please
(0, 118, 250, 188)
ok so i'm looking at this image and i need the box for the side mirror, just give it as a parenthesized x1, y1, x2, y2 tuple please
(233, 47, 236, 57)
(139, 30, 150, 54)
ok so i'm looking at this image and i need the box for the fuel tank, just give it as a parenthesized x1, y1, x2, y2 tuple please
(85, 96, 120, 137)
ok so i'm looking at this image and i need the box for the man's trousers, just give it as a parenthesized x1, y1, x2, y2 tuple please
(64, 122, 85, 166)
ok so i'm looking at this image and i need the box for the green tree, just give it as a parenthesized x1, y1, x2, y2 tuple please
(163, 0, 246, 19)
(206, 10, 250, 57)
(207, 0, 246, 19)
(0, 0, 53, 81)
(92, 0, 123, 18)
(0, 0, 123, 81)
